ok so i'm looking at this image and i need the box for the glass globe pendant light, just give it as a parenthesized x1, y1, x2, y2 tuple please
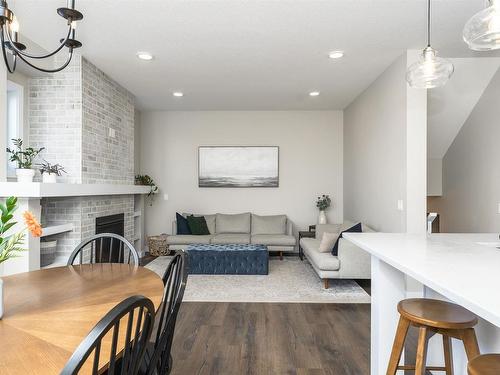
(406, 0, 454, 89)
(463, 0, 500, 51)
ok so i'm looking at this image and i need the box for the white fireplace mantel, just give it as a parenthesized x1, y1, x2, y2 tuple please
(0, 182, 151, 277)
(0, 182, 151, 198)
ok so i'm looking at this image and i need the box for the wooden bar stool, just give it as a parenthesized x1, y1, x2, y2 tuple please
(387, 298, 480, 375)
(468, 354, 500, 375)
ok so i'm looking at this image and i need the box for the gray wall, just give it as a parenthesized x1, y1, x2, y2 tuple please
(82, 58, 135, 184)
(438, 67, 500, 232)
(27, 56, 135, 185)
(344, 54, 414, 232)
(134, 109, 141, 175)
(29, 57, 137, 256)
(140, 110, 343, 238)
(29, 55, 83, 183)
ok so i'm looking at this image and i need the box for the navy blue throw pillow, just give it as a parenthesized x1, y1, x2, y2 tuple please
(331, 222, 362, 256)
(176, 212, 192, 235)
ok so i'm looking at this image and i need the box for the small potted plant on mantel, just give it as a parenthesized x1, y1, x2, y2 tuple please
(38, 160, 66, 183)
(6, 139, 44, 183)
(135, 174, 159, 206)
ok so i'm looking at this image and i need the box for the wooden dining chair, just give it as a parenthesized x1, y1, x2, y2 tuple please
(141, 252, 188, 375)
(61, 295, 155, 375)
(67, 233, 139, 266)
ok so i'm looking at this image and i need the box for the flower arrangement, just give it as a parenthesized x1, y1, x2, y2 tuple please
(316, 195, 331, 211)
(6, 139, 44, 169)
(0, 197, 42, 265)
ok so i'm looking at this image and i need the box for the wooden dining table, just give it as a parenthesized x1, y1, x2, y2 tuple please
(0, 263, 164, 375)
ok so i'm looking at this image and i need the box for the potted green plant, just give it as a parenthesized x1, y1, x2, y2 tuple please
(316, 194, 332, 224)
(0, 196, 42, 319)
(37, 160, 66, 183)
(135, 174, 159, 206)
(6, 139, 44, 183)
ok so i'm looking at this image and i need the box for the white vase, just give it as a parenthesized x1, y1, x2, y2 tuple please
(0, 278, 3, 320)
(42, 172, 57, 183)
(16, 168, 35, 183)
(318, 210, 327, 224)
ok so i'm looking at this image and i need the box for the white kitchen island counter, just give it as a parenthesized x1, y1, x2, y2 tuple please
(343, 233, 500, 375)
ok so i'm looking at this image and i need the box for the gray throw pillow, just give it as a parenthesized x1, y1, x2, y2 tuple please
(251, 214, 287, 235)
(216, 213, 251, 233)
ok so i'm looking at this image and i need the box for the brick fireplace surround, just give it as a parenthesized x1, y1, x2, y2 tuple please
(0, 54, 146, 274)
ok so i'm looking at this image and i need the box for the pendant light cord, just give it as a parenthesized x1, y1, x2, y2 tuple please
(427, 0, 431, 47)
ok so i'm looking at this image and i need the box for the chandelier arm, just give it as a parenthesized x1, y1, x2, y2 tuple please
(14, 48, 74, 73)
(0, 26, 16, 73)
(5, 23, 72, 59)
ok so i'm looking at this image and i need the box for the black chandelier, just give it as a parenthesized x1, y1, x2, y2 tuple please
(0, 0, 83, 74)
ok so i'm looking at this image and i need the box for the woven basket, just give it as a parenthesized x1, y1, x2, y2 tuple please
(40, 240, 57, 267)
(148, 235, 170, 256)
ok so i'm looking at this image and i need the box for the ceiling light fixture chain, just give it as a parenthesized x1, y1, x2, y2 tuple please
(0, 0, 83, 74)
(427, 0, 431, 47)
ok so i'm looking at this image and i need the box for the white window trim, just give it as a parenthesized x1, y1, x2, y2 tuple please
(6, 80, 24, 178)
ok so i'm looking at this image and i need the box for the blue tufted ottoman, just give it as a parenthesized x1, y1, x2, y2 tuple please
(185, 243, 269, 275)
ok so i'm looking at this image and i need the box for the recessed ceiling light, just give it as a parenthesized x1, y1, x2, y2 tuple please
(173, 92, 184, 97)
(136, 52, 154, 61)
(328, 51, 344, 59)
(309, 91, 320, 97)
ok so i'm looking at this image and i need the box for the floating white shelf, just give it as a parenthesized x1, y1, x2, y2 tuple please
(133, 211, 141, 217)
(41, 223, 74, 238)
(41, 255, 68, 269)
(0, 182, 151, 198)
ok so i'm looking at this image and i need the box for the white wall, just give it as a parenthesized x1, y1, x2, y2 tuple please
(344, 55, 407, 232)
(140, 110, 343, 239)
(0, 57, 6, 181)
(7, 71, 30, 145)
(343, 52, 427, 233)
(427, 58, 500, 160)
(427, 158, 443, 196)
(438, 68, 500, 232)
(405, 50, 428, 234)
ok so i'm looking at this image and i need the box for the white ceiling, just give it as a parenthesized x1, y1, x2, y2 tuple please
(428, 58, 500, 159)
(10, 0, 499, 110)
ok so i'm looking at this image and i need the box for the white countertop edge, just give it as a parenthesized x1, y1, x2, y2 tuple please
(343, 232, 500, 327)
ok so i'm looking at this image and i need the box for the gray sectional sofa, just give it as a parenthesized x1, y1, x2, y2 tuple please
(299, 222, 373, 288)
(168, 213, 296, 258)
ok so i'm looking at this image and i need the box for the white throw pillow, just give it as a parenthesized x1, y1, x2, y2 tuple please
(318, 232, 339, 253)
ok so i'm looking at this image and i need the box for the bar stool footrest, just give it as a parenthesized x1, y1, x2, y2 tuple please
(397, 365, 448, 371)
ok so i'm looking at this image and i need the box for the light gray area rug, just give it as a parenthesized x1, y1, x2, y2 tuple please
(145, 256, 370, 304)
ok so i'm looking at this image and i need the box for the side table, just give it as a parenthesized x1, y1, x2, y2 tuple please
(298, 230, 315, 260)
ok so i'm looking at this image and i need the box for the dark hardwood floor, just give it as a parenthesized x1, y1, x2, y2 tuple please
(170, 302, 370, 375)
(139, 253, 158, 266)
(140, 254, 430, 374)
(141, 253, 372, 374)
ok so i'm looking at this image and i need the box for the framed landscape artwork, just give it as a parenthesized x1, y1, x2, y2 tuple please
(198, 146, 279, 187)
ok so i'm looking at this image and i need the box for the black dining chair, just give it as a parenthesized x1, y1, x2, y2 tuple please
(67, 233, 139, 266)
(61, 295, 155, 375)
(141, 252, 188, 375)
